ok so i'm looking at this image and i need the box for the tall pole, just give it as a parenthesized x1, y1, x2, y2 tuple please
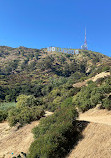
(85, 28, 87, 45)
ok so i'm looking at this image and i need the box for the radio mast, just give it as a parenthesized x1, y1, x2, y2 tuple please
(81, 28, 88, 50)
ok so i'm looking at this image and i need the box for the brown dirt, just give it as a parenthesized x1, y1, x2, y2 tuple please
(0, 111, 53, 158)
(67, 108, 111, 158)
(1, 108, 111, 158)
(78, 108, 111, 126)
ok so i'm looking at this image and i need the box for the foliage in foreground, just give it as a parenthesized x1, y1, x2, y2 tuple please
(28, 106, 78, 158)
(7, 95, 45, 126)
(8, 106, 45, 126)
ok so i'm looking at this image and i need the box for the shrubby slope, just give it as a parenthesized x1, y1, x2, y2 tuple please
(0, 46, 111, 158)
(0, 46, 110, 102)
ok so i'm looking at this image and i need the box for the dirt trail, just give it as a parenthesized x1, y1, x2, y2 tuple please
(0, 111, 53, 158)
(68, 108, 111, 158)
(78, 108, 111, 126)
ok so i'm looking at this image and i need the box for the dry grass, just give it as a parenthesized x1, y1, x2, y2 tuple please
(68, 123, 111, 158)
(0, 121, 39, 158)
(0, 111, 53, 158)
(67, 108, 111, 158)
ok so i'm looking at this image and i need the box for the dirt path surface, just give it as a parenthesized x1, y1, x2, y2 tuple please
(78, 108, 111, 126)
(68, 108, 111, 158)
(0, 111, 53, 158)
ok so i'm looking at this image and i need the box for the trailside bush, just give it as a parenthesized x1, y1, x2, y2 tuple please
(32, 114, 58, 139)
(7, 107, 20, 126)
(8, 106, 45, 126)
(32, 106, 78, 139)
(102, 98, 111, 110)
(28, 106, 78, 158)
(90, 88, 104, 106)
(72, 85, 94, 112)
(0, 110, 7, 122)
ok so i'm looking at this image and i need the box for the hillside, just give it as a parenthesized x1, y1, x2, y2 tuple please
(68, 122, 111, 158)
(68, 108, 111, 158)
(0, 111, 53, 158)
(0, 46, 111, 158)
(1, 108, 111, 158)
(0, 46, 110, 102)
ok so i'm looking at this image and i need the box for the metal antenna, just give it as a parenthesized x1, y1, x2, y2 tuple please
(81, 27, 88, 50)
(84, 28, 87, 46)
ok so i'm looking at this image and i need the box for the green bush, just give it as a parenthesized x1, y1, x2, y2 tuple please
(8, 106, 45, 126)
(72, 85, 94, 112)
(7, 107, 20, 126)
(32, 114, 57, 139)
(102, 98, 111, 110)
(28, 106, 78, 158)
(0, 110, 7, 122)
(73, 79, 111, 112)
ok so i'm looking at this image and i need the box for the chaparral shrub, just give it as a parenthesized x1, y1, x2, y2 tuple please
(8, 106, 45, 126)
(28, 106, 78, 158)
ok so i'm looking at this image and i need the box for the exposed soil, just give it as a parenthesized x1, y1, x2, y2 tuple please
(0, 111, 53, 158)
(67, 108, 111, 158)
(1, 108, 111, 158)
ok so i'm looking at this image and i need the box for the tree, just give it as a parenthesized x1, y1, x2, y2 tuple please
(103, 98, 111, 110)
(16, 95, 38, 108)
(8, 106, 45, 126)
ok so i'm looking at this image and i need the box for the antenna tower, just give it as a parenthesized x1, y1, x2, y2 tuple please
(85, 28, 87, 46)
(81, 28, 88, 50)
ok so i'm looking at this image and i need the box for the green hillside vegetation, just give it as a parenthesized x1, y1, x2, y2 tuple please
(73, 77, 111, 112)
(27, 76, 111, 158)
(0, 46, 111, 122)
(7, 95, 45, 126)
(0, 46, 110, 102)
(0, 46, 111, 157)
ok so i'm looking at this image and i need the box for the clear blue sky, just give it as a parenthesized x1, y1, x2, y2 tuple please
(0, 0, 111, 56)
